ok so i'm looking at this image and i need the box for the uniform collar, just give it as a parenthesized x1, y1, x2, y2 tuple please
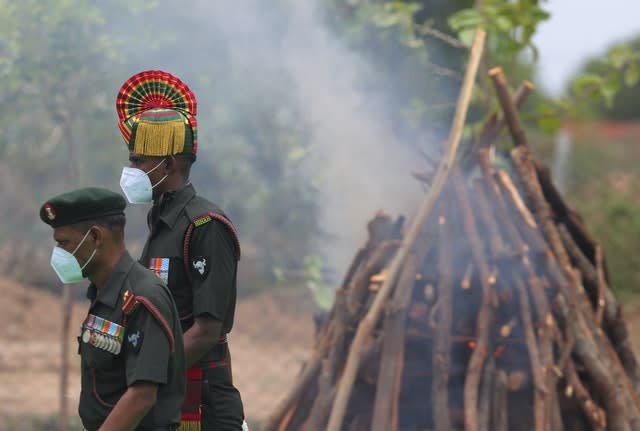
(152, 182, 195, 229)
(86, 251, 136, 309)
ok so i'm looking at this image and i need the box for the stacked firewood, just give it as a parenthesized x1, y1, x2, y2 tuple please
(261, 64, 640, 431)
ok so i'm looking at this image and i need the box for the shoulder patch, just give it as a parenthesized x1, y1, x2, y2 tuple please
(191, 255, 210, 278)
(127, 330, 144, 354)
(193, 214, 212, 227)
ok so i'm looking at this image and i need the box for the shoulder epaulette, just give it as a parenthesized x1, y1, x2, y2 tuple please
(121, 290, 140, 315)
(193, 214, 213, 227)
(186, 211, 241, 260)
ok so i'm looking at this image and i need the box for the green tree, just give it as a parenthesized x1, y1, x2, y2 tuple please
(571, 35, 640, 120)
(0, 0, 321, 291)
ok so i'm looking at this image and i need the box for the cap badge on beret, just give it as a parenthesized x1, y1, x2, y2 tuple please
(116, 70, 198, 157)
(43, 204, 56, 221)
(39, 187, 127, 228)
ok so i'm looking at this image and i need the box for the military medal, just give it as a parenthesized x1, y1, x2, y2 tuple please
(82, 314, 125, 354)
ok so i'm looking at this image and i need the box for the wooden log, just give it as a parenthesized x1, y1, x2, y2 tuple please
(565, 360, 606, 431)
(557, 224, 600, 304)
(432, 203, 455, 431)
(304, 359, 335, 431)
(553, 286, 632, 431)
(557, 224, 640, 392)
(492, 370, 509, 431)
(59, 284, 73, 431)
(514, 276, 547, 431)
(304, 290, 350, 430)
(527, 275, 557, 431)
(533, 160, 607, 281)
(472, 180, 507, 258)
(347, 239, 401, 317)
(548, 254, 640, 429)
(478, 150, 564, 431)
(489, 66, 572, 269)
(326, 28, 486, 431)
(371, 254, 420, 431)
(347, 414, 370, 431)
(475, 80, 534, 150)
(478, 357, 495, 431)
(451, 168, 495, 431)
(595, 246, 606, 327)
(491, 69, 640, 424)
(262, 336, 327, 431)
(496, 170, 537, 229)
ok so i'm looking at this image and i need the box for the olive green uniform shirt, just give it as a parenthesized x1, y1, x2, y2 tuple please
(140, 183, 239, 362)
(78, 252, 186, 431)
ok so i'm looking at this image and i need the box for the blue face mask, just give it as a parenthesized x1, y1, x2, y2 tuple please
(50, 229, 96, 284)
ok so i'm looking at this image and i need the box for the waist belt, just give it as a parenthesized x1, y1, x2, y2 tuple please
(137, 427, 178, 431)
(178, 334, 230, 430)
(87, 428, 177, 431)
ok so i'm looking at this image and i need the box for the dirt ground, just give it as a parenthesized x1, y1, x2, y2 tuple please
(3, 277, 640, 429)
(0, 277, 316, 427)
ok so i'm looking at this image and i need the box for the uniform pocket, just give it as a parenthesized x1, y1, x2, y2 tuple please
(84, 343, 115, 369)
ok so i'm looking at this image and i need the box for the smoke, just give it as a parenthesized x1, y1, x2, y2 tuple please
(117, 0, 438, 282)
(279, 3, 424, 281)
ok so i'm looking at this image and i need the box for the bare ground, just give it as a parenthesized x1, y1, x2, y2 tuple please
(3, 276, 640, 428)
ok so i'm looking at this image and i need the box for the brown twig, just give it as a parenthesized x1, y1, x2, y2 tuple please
(595, 245, 606, 327)
(514, 275, 547, 431)
(492, 370, 509, 431)
(371, 254, 419, 431)
(432, 203, 455, 431)
(347, 239, 401, 317)
(565, 360, 607, 431)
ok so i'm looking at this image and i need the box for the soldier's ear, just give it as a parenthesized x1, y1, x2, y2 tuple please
(165, 155, 177, 174)
(89, 225, 104, 247)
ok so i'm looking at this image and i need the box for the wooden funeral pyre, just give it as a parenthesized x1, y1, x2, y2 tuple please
(262, 34, 640, 431)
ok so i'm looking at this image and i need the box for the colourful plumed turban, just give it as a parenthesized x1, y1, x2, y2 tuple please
(116, 70, 198, 157)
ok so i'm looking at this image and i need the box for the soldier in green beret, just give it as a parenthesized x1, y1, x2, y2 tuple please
(115, 71, 246, 431)
(40, 187, 186, 431)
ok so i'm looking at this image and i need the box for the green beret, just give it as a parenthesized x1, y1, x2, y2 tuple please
(40, 187, 126, 228)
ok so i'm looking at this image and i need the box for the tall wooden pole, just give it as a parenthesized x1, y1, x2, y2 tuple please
(58, 111, 78, 431)
(325, 28, 486, 431)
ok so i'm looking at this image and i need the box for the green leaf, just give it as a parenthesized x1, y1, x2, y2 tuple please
(272, 267, 286, 283)
(570, 73, 602, 95)
(608, 45, 633, 69)
(625, 62, 640, 87)
(538, 115, 562, 135)
(601, 74, 622, 108)
(448, 9, 483, 31)
(307, 280, 334, 310)
(494, 16, 513, 33)
(458, 29, 476, 47)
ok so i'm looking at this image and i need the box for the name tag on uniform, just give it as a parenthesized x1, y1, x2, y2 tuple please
(149, 257, 170, 283)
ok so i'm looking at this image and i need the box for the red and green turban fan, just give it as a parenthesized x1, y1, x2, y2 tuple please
(116, 70, 198, 157)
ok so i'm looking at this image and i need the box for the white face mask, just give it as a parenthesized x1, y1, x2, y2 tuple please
(119, 158, 168, 204)
(50, 229, 97, 284)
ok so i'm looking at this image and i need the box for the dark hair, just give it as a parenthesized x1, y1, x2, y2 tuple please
(74, 214, 126, 240)
(175, 153, 195, 176)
